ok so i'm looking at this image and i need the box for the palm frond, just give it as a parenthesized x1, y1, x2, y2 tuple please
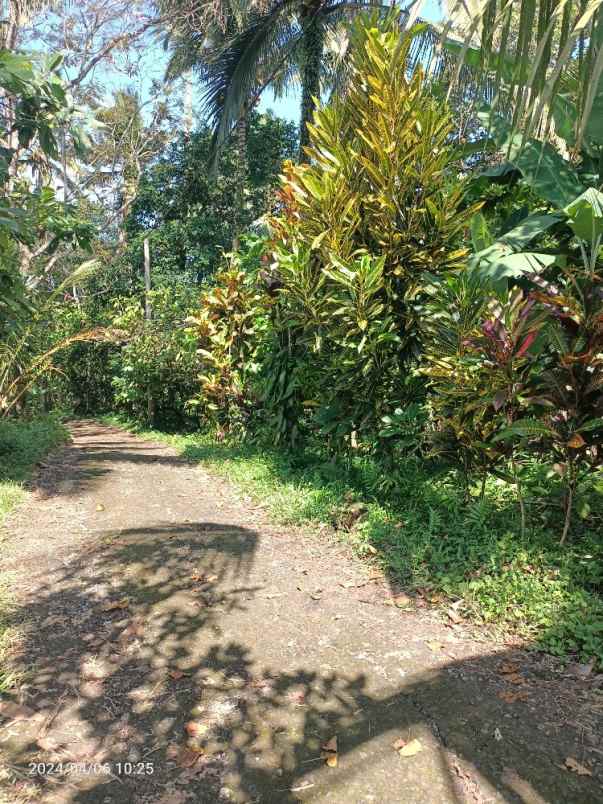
(0, 327, 117, 418)
(201, 0, 302, 158)
(443, 0, 603, 150)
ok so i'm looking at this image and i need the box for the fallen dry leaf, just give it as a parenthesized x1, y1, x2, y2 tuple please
(447, 608, 463, 624)
(392, 593, 412, 608)
(504, 672, 526, 685)
(498, 690, 528, 704)
(191, 572, 219, 584)
(398, 738, 423, 757)
(118, 617, 145, 646)
(177, 746, 205, 768)
(427, 641, 444, 652)
(96, 503, 105, 512)
(184, 721, 208, 739)
(102, 597, 129, 612)
(499, 661, 520, 675)
(166, 744, 180, 760)
(565, 757, 592, 776)
(321, 736, 338, 767)
(169, 670, 190, 681)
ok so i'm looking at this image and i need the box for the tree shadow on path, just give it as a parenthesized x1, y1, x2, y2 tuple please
(0, 421, 601, 803)
(2, 520, 602, 804)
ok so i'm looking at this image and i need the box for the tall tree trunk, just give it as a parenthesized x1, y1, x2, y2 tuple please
(299, 2, 324, 157)
(232, 104, 248, 251)
(183, 68, 194, 137)
(1, 1, 22, 186)
(1, 0, 23, 51)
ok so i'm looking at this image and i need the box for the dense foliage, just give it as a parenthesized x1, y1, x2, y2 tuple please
(3, 10, 603, 665)
(124, 113, 297, 282)
(0, 51, 112, 416)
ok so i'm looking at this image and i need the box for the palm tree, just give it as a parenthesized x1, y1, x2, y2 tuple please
(200, 0, 387, 159)
(158, 0, 259, 245)
(203, 0, 603, 163)
(157, 0, 602, 182)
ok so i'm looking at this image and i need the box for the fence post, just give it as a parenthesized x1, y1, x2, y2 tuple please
(143, 238, 155, 424)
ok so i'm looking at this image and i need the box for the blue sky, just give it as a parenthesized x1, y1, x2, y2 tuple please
(35, 1, 443, 127)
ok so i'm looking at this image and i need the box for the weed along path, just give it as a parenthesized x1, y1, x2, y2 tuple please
(1, 421, 602, 804)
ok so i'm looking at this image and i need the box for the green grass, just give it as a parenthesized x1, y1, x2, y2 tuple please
(102, 413, 603, 665)
(0, 415, 69, 691)
(0, 415, 69, 483)
(0, 416, 67, 526)
(0, 415, 70, 527)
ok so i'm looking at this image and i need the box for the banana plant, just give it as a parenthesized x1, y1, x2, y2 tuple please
(469, 182, 603, 287)
(441, 1, 603, 164)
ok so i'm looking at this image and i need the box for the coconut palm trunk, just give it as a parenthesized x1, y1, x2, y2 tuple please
(299, 0, 324, 156)
(232, 104, 248, 250)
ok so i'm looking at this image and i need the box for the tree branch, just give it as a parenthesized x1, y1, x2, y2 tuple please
(67, 15, 168, 90)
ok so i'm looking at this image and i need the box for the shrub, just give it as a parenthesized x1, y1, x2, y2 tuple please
(185, 238, 268, 435)
(110, 287, 198, 429)
(422, 188, 603, 539)
(263, 16, 478, 450)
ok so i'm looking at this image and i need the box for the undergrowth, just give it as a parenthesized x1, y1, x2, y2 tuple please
(0, 415, 69, 691)
(0, 415, 70, 522)
(102, 414, 603, 665)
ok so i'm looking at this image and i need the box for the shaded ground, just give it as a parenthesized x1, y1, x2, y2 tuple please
(0, 420, 602, 803)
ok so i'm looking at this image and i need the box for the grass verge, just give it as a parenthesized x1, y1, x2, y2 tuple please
(0, 415, 69, 691)
(101, 413, 603, 665)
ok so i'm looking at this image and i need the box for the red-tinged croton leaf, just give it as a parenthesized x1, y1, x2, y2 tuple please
(516, 331, 537, 358)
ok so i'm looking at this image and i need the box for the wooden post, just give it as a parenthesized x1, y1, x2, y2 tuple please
(144, 237, 152, 320)
(143, 238, 155, 425)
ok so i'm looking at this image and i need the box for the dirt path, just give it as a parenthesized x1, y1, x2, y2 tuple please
(0, 421, 602, 803)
